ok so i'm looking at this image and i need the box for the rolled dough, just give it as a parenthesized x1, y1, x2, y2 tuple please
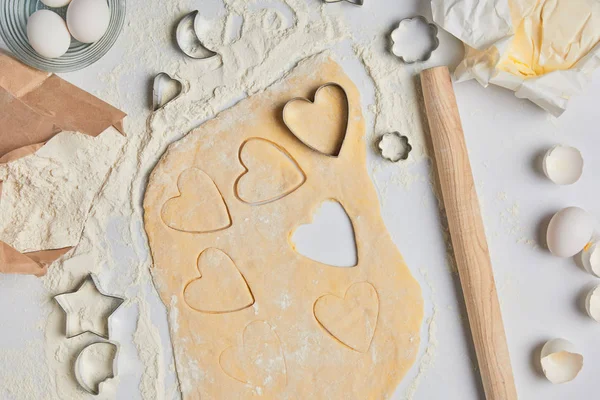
(143, 56, 423, 399)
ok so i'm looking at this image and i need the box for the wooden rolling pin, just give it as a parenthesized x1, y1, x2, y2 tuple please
(420, 67, 518, 400)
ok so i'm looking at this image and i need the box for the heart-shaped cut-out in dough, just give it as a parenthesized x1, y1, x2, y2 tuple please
(161, 168, 231, 233)
(235, 138, 306, 205)
(314, 282, 379, 353)
(184, 248, 254, 313)
(283, 83, 349, 157)
(291, 200, 357, 267)
(220, 321, 287, 394)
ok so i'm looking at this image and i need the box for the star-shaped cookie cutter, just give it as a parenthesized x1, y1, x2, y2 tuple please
(54, 273, 125, 340)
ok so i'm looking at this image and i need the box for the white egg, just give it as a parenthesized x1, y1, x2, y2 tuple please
(41, 0, 73, 7)
(67, 0, 110, 44)
(27, 10, 71, 59)
(546, 207, 594, 257)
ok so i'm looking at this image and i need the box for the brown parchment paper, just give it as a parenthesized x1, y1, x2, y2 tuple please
(0, 53, 126, 276)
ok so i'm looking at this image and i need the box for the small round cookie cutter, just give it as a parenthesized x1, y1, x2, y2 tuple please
(378, 132, 412, 162)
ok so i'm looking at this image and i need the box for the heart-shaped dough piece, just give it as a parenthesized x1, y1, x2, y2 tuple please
(220, 321, 287, 394)
(313, 282, 379, 353)
(235, 138, 306, 205)
(161, 168, 231, 233)
(184, 248, 254, 313)
(283, 83, 349, 157)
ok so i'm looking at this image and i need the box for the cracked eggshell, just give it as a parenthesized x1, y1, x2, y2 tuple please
(585, 285, 600, 322)
(546, 207, 594, 258)
(540, 339, 583, 384)
(543, 145, 584, 185)
(582, 241, 600, 277)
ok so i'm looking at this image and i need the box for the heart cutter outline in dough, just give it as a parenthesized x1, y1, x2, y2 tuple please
(183, 248, 255, 314)
(282, 82, 350, 158)
(234, 137, 307, 205)
(313, 281, 379, 353)
(219, 320, 288, 391)
(161, 167, 232, 233)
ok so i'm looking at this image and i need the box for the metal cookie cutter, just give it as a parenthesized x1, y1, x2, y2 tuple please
(322, 0, 364, 6)
(176, 10, 218, 60)
(54, 273, 125, 340)
(378, 132, 412, 162)
(153, 72, 183, 111)
(390, 16, 439, 64)
(282, 82, 350, 158)
(74, 341, 120, 395)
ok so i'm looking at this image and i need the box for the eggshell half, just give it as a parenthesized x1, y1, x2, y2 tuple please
(543, 145, 584, 185)
(546, 207, 594, 258)
(540, 339, 583, 384)
(585, 285, 600, 322)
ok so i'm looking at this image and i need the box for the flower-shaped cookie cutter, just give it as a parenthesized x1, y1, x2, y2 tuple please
(378, 132, 412, 162)
(390, 16, 439, 64)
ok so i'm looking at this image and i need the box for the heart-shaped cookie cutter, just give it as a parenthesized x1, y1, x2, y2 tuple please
(153, 72, 183, 111)
(282, 82, 350, 158)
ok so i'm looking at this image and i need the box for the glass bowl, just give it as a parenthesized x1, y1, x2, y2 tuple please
(0, 0, 125, 73)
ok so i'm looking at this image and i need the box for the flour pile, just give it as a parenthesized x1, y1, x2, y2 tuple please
(0, 0, 433, 398)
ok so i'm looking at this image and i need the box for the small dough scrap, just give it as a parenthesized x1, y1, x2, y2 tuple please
(283, 84, 348, 156)
(314, 282, 379, 352)
(184, 248, 254, 313)
(236, 138, 305, 205)
(219, 321, 287, 395)
(161, 167, 231, 233)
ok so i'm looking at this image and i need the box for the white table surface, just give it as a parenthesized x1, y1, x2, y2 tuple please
(2, 0, 600, 399)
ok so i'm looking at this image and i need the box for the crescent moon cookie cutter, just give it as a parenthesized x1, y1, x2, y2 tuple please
(176, 10, 219, 60)
(322, 0, 364, 6)
(74, 340, 120, 395)
(54, 273, 125, 340)
(390, 16, 439, 64)
(282, 82, 350, 158)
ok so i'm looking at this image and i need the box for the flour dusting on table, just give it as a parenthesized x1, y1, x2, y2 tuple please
(0, 0, 433, 398)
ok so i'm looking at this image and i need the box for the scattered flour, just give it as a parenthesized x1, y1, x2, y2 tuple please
(0, 0, 435, 398)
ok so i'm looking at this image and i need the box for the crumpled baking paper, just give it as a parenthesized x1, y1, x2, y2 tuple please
(431, 0, 600, 116)
(0, 53, 126, 277)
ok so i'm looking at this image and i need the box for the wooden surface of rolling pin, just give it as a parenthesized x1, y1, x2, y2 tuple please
(420, 66, 518, 400)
